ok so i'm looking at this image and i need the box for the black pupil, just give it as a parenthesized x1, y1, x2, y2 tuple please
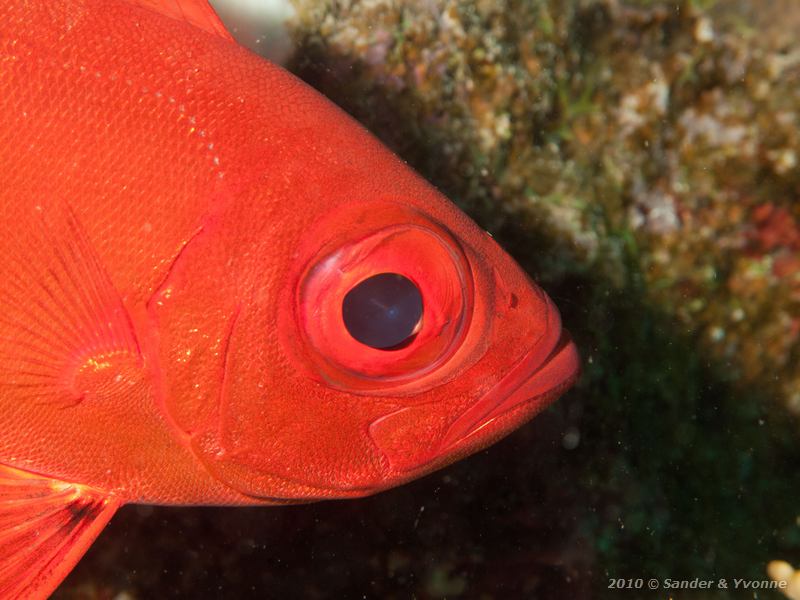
(342, 273, 423, 350)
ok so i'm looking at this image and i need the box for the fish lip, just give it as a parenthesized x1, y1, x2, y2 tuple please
(438, 329, 579, 452)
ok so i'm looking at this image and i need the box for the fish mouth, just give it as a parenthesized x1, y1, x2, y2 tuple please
(366, 293, 579, 483)
(438, 329, 580, 452)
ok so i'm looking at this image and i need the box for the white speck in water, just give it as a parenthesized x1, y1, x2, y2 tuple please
(563, 426, 581, 450)
(413, 505, 425, 529)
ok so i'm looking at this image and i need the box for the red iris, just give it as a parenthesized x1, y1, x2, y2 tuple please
(284, 202, 477, 395)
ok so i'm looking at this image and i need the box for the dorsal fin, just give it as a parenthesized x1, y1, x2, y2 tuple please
(0, 463, 120, 599)
(128, 0, 235, 41)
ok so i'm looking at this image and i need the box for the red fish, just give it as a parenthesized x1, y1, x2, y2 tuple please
(0, 0, 579, 596)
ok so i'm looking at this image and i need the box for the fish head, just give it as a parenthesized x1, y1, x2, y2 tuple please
(283, 197, 580, 487)
(158, 64, 579, 502)
(181, 197, 578, 502)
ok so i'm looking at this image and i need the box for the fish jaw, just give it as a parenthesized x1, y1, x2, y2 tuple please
(437, 330, 579, 452)
(367, 304, 580, 486)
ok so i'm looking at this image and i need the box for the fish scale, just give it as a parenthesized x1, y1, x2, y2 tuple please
(0, 0, 579, 597)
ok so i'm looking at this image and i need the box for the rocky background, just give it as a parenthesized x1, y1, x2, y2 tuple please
(58, 1, 800, 598)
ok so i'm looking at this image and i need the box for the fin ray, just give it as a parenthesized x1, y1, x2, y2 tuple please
(128, 0, 235, 41)
(0, 203, 141, 405)
(0, 463, 119, 599)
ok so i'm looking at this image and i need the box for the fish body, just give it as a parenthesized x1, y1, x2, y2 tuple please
(0, 0, 579, 597)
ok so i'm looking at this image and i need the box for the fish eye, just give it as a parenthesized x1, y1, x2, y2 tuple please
(282, 202, 481, 393)
(342, 273, 423, 350)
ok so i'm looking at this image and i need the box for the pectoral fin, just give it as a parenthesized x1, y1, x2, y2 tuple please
(0, 202, 142, 408)
(0, 463, 120, 599)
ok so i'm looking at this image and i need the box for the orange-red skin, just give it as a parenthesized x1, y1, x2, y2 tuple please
(0, 0, 579, 511)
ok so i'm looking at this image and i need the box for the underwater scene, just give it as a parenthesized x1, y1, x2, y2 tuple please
(11, 0, 797, 598)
